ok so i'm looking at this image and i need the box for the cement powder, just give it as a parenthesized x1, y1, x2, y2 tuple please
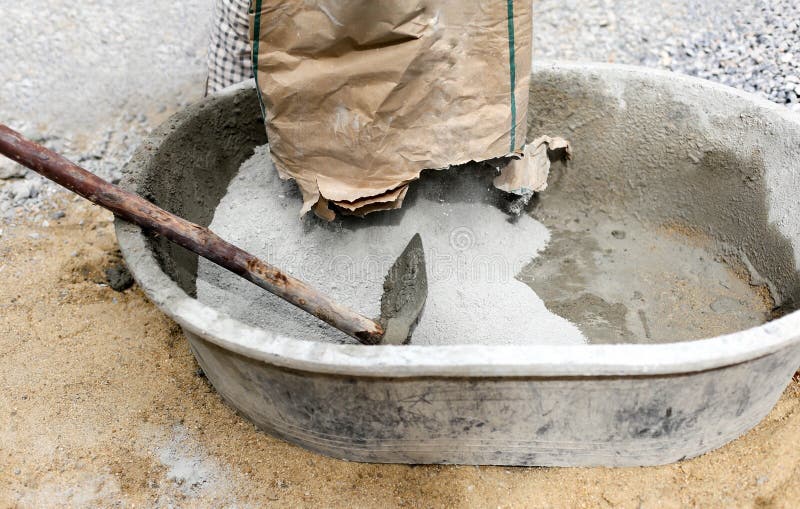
(196, 145, 585, 346)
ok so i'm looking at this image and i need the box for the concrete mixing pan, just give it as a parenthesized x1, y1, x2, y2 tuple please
(115, 63, 800, 466)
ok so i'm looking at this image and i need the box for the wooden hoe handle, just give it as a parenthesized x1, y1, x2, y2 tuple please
(0, 124, 385, 345)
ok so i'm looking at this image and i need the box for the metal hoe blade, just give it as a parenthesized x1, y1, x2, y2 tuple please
(379, 233, 428, 345)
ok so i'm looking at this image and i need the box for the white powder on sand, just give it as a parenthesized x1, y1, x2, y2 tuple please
(196, 145, 585, 346)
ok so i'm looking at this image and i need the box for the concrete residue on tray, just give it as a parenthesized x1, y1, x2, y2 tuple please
(196, 144, 586, 346)
(520, 211, 775, 344)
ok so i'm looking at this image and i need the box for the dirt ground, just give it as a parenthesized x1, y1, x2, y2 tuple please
(1, 194, 799, 508)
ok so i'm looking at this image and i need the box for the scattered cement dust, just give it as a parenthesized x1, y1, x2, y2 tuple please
(14, 472, 122, 508)
(196, 145, 586, 346)
(1, 194, 800, 507)
(151, 424, 243, 498)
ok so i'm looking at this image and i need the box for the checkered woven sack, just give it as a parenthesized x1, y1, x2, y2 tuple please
(206, 0, 253, 95)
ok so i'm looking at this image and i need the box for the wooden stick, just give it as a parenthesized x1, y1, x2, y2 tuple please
(0, 124, 385, 344)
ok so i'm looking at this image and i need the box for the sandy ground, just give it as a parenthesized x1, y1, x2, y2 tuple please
(2, 0, 800, 506)
(0, 196, 798, 507)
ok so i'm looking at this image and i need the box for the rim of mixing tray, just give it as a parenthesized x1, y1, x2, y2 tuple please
(115, 64, 800, 378)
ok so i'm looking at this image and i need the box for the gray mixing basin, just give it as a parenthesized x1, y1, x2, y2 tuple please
(115, 63, 800, 466)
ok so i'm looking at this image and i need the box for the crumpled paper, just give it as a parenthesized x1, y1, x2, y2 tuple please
(493, 136, 573, 195)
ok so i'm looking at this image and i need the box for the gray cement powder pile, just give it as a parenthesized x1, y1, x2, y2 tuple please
(197, 145, 585, 346)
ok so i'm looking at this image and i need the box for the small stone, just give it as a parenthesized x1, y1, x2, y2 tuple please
(7, 180, 40, 200)
(51, 210, 66, 220)
(0, 159, 27, 179)
(104, 263, 134, 291)
(611, 230, 626, 239)
(710, 296, 741, 313)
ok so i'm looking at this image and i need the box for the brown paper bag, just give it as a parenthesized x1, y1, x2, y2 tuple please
(250, 0, 532, 218)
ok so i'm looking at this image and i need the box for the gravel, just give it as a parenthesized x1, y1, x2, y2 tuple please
(533, 0, 800, 109)
(2, 0, 799, 216)
(0, 0, 213, 219)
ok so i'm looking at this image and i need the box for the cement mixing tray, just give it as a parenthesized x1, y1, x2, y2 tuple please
(115, 63, 800, 466)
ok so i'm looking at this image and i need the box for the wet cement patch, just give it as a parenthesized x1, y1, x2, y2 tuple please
(520, 204, 773, 344)
(519, 66, 800, 345)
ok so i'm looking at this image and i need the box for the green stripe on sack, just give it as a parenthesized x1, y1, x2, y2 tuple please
(506, 0, 517, 152)
(251, 0, 267, 121)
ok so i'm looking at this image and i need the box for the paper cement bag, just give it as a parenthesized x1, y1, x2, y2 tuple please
(250, 0, 532, 218)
